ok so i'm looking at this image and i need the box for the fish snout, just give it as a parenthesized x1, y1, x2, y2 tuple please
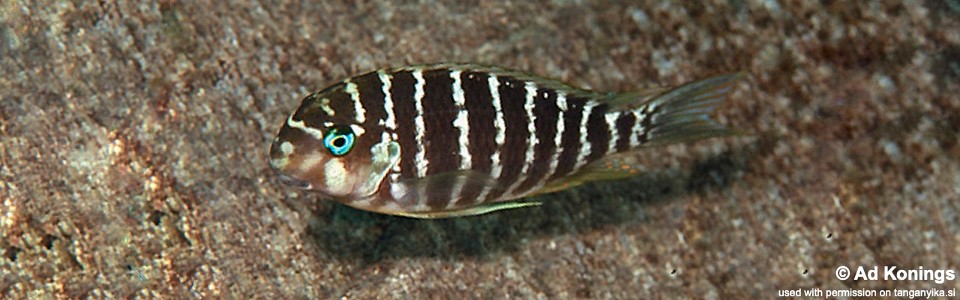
(269, 138, 311, 189)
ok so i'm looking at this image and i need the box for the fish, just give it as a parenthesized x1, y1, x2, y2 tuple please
(269, 63, 743, 218)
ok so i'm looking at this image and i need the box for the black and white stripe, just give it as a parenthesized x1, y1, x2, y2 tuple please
(373, 70, 405, 191)
(573, 102, 598, 170)
(513, 87, 561, 196)
(389, 70, 419, 183)
(418, 69, 460, 210)
(629, 111, 646, 148)
(604, 112, 619, 155)
(412, 69, 429, 181)
(474, 74, 506, 204)
(585, 103, 611, 163)
(546, 95, 587, 183)
(378, 70, 398, 143)
(614, 111, 637, 152)
(504, 81, 540, 196)
(344, 79, 365, 124)
(541, 91, 568, 187)
(484, 75, 530, 202)
(459, 71, 498, 206)
(447, 70, 472, 208)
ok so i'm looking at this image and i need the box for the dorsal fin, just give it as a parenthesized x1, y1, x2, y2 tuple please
(393, 63, 605, 100)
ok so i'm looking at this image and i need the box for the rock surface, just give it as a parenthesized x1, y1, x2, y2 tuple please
(1, 1, 958, 298)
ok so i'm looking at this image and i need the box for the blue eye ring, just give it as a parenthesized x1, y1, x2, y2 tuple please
(323, 126, 355, 156)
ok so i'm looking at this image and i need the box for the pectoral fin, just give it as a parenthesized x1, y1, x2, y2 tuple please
(393, 170, 505, 208)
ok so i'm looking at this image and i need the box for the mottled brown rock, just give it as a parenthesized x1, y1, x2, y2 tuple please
(1, 1, 958, 298)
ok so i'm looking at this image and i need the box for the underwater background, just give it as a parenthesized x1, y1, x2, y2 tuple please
(1, 0, 958, 298)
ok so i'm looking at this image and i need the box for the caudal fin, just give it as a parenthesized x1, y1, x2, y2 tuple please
(641, 73, 744, 146)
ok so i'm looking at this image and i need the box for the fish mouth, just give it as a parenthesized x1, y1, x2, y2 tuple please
(275, 173, 313, 190)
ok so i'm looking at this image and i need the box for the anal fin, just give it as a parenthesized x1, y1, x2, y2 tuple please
(387, 170, 543, 218)
(530, 152, 647, 197)
(391, 200, 542, 219)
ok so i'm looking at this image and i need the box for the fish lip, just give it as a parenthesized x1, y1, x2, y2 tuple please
(276, 173, 313, 190)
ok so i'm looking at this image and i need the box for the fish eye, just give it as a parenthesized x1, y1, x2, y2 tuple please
(323, 126, 355, 156)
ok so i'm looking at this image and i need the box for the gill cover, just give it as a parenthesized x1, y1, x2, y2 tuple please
(352, 140, 401, 197)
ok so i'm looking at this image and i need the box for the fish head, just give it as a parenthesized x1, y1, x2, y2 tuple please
(269, 92, 399, 200)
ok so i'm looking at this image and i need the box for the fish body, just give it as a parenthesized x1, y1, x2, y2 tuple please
(269, 63, 742, 218)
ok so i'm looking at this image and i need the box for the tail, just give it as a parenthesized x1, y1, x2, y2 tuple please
(640, 73, 744, 146)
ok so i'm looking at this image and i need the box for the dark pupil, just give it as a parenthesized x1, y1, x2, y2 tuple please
(332, 136, 346, 147)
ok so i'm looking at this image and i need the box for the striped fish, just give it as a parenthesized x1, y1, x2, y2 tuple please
(269, 63, 742, 218)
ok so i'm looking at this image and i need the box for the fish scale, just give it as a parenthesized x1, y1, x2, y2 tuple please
(269, 63, 743, 218)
